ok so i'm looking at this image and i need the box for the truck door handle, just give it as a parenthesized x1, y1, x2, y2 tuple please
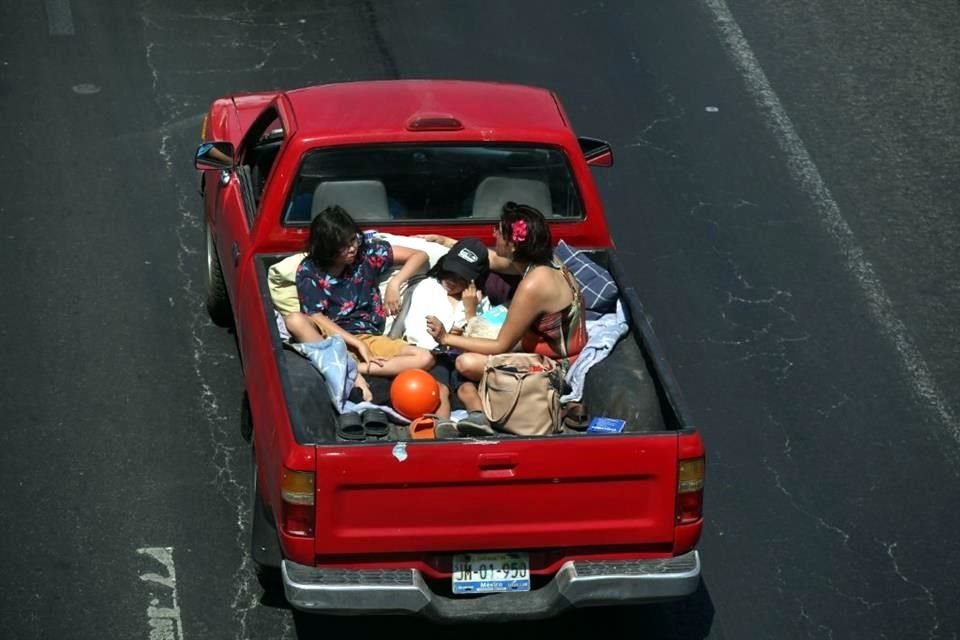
(478, 453, 518, 478)
(232, 241, 240, 267)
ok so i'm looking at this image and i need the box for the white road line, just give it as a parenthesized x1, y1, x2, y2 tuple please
(138, 547, 185, 640)
(702, 0, 960, 447)
(44, 0, 75, 35)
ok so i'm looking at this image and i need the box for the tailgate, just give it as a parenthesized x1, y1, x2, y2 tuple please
(313, 434, 678, 555)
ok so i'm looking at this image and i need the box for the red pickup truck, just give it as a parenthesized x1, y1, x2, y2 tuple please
(194, 80, 704, 622)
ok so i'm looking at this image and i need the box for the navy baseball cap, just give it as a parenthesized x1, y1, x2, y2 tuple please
(430, 238, 489, 282)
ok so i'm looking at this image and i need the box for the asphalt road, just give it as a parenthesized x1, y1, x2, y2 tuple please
(1, 1, 958, 638)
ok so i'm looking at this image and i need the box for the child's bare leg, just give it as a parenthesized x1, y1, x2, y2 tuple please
(435, 384, 451, 419)
(457, 382, 482, 412)
(454, 353, 487, 412)
(284, 312, 325, 342)
(360, 346, 435, 377)
(454, 353, 486, 381)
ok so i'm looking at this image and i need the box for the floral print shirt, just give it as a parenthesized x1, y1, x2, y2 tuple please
(296, 238, 394, 335)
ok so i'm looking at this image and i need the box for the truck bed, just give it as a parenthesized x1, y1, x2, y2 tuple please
(253, 248, 689, 445)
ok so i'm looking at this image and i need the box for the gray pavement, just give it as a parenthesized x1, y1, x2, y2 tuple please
(0, 1, 957, 638)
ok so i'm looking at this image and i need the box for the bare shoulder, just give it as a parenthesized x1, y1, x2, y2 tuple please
(515, 266, 555, 299)
(522, 264, 578, 310)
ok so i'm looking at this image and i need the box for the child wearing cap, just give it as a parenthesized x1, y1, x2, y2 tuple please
(400, 238, 492, 417)
(403, 237, 491, 351)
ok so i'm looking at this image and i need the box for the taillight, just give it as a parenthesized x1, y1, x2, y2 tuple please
(281, 469, 315, 537)
(677, 457, 705, 524)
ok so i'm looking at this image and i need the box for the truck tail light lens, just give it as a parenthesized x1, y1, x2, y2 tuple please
(281, 469, 315, 537)
(677, 457, 705, 524)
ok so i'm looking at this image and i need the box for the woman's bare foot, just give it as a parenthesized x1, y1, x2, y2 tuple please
(355, 374, 373, 402)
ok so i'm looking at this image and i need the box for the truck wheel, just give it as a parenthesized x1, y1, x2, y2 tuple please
(250, 450, 283, 595)
(205, 223, 233, 327)
(240, 391, 253, 443)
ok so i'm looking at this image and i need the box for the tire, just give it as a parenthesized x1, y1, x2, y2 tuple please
(204, 223, 233, 327)
(250, 449, 283, 598)
(240, 391, 253, 443)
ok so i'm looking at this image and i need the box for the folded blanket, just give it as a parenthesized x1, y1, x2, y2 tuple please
(341, 400, 410, 423)
(275, 309, 292, 342)
(288, 336, 411, 422)
(288, 337, 358, 413)
(561, 299, 629, 403)
(371, 231, 449, 268)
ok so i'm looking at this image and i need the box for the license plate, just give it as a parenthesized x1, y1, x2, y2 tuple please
(452, 552, 530, 594)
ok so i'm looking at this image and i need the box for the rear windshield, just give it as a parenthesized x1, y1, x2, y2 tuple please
(282, 144, 584, 225)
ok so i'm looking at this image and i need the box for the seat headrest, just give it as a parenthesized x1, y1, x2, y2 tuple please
(472, 176, 553, 218)
(312, 180, 390, 220)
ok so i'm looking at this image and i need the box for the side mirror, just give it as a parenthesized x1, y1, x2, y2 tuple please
(578, 137, 614, 168)
(195, 141, 235, 171)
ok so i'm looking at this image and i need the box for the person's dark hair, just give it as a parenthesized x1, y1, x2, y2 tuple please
(306, 205, 362, 269)
(441, 269, 464, 280)
(499, 202, 553, 264)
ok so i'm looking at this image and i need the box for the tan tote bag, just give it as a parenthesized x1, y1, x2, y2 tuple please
(479, 353, 564, 436)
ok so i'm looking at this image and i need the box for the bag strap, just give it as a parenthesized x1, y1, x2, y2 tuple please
(480, 369, 525, 424)
(561, 264, 580, 297)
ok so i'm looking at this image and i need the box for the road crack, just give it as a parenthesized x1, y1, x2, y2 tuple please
(144, 4, 262, 635)
(878, 540, 942, 639)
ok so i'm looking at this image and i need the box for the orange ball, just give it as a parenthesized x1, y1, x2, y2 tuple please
(390, 369, 441, 419)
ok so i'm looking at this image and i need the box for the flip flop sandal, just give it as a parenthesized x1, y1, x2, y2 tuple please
(455, 411, 497, 437)
(361, 408, 390, 439)
(433, 416, 462, 439)
(408, 415, 437, 440)
(337, 412, 366, 441)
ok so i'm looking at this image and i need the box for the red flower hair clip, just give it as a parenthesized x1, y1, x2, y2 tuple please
(511, 220, 528, 243)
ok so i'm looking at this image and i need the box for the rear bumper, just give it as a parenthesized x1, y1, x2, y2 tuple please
(281, 550, 701, 622)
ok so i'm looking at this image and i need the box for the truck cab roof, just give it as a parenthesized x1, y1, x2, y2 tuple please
(282, 80, 570, 142)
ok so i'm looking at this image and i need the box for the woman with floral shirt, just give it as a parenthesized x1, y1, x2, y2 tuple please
(284, 206, 435, 379)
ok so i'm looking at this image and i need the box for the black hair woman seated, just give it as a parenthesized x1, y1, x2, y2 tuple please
(421, 202, 587, 429)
